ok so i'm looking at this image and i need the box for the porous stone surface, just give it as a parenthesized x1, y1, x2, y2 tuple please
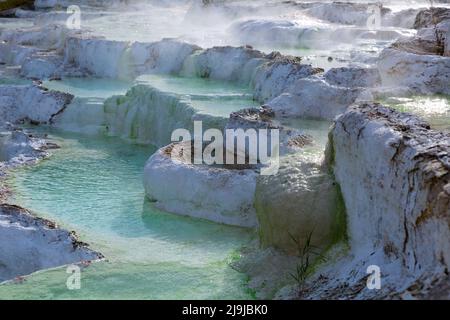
(102, 85, 226, 146)
(297, 103, 450, 299)
(414, 7, 450, 29)
(324, 67, 381, 88)
(63, 36, 131, 79)
(226, 107, 314, 157)
(378, 45, 450, 95)
(254, 153, 345, 256)
(0, 204, 102, 282)
(0, 129, 47, 164)
(130, 39, 201, 76)
(251, 54, 321, 102)
(1, 0, 449, 300)
(238, 103, 449, 300)
(446, 29, 450, 56)
(305, 2, 391, 26)
(143, 143, 259, 228)
(266, 77, 372, 120)
(378, 11, 450, 95)
(0, 84, 73, 124)
(181, 45, 267, 83)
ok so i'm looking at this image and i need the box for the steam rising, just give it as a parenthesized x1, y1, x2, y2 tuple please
(48, 0, 447, 69)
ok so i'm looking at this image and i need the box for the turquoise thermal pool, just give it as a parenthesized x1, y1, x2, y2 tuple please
(135, 74, 259, 117)
(42, 78, 132, 99)
(0, 129, 254, 299)
(44, 75, 258, 118)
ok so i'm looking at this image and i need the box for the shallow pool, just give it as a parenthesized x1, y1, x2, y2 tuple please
(43, 75, 258, 119)
(136, 74, 259, 117)
(0, 129, 254, 299)
(42, 78, 132, 99)
(382, 95, 450, 132)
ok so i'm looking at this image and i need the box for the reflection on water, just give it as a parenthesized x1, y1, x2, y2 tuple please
(382, 95, 450, 132)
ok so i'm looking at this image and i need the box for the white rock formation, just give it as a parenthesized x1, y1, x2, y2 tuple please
(143, 143, 259, 228)
(0, 23, 322, 104)
(383, 8, 421, 29)
(34, 0, 58, 9)
(237, 102, 449, 299)
(63, 36, 131, 79)
(446, 32, 450, 57)
(20, 52, 63, 79)
(51, 97, 107, 134)
(0, 43, 38, 66)
(180, 46, 319, 102)
(229, 19, 326, 49)
(378, 46, 450, 95)
(14, 9, 40, 19)
(266, 77, 372, 121)
(251, 55, 321, 102)
(1, 0, 447, 300)
(300, 2, 417, 29)
(333, 104, 449, 270)
(102, 85, 226, 146)
(0, 24, 68, 50)
(305, 2, 388, 26)
(34, 0, 124, 9)
(231, 18, 411, 49)
(0, 24, 75, 79)
(255, 153, 345, 255)
(130, 39, 200, 76)
(378, 11, 450, 95)
(298, 103, 450, 299)
(324, 67, 381, 88)
(0, 130, 46, 164)
(413, 7, 450, 30)
(181, 45, 267, 84)
(64, 37, 201, 79)
(0, 204, 102, 282)
(0, 84, 73, 124)
(142, 106, 321, 229)
(225, 107, 314, 157)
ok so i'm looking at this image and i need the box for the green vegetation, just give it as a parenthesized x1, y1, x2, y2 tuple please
(0, 0, 33, 12)
(288, 230, 327, 295)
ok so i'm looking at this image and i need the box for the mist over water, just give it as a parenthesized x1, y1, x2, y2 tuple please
(1, 0, 449, 300)
(56, 0, 443, 70)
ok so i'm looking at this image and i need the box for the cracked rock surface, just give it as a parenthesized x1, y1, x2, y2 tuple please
(292, 103, 450, 299)
(0, 204, 102, 282)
